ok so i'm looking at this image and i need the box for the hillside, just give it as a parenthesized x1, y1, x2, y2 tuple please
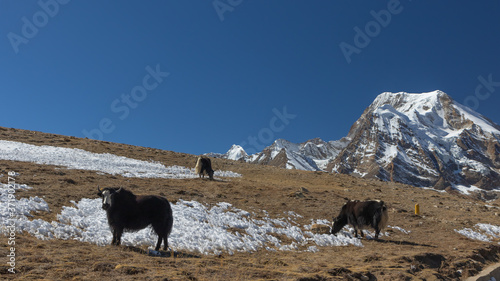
(1, 126, 500, 280)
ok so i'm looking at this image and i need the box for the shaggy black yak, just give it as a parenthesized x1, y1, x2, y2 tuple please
(331, 200, 388, 239)
(97, 187, 173, 251)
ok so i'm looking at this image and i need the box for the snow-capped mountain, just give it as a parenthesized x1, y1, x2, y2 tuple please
(217, 90, 500, 191)
(247, 139, 320, 171)
(206, 144, 248, 161)
(224, 144, 248, 161)
(219, 138, 348, 171)
(328, 90, 500, 190)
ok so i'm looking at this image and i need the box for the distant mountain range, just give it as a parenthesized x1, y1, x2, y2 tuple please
(210, 91, 500, 191)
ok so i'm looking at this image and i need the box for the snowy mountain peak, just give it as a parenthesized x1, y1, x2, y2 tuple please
(372, 90, 448, 109)
(305, 137, 328, 146)
(330, 90, 500, 191)
(216, 90, 500, 193)
(225, 144, 248, 161)
(271, 139, 298, 150)
(220, 137, 348, 172)
(370, 90, 500, 135)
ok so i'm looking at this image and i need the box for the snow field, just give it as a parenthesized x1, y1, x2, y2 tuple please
(0, 182, 51, 237)
(10, 180, 491, 255)
(1, 181, 366, 254)
(0, 140, 241, 179)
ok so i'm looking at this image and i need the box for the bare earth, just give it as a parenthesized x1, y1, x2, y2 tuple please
(1, 127, 499, 280)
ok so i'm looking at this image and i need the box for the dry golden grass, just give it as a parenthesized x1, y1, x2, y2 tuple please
(0, 126, 499, 280)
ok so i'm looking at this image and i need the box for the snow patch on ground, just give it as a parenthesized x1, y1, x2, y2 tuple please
(455, 223, 500, 242)
(49, 198, 369, 254)
(389, 225, 411, 235)
(0, 180, 370, 254)
(0, 182, 51, 238)
(453, 184, 486, 195)
(0, 140, 240, 179)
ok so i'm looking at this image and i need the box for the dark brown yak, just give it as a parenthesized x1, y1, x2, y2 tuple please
(97, 187, 173, 251)
(331, 200, 388, 239)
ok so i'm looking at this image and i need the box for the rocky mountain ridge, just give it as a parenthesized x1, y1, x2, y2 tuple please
(215, 91, 500, 192)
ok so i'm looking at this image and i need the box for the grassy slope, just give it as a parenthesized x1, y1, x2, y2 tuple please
(0, 127, 499, 280)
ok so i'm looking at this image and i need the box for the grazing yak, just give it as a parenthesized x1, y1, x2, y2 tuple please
(97, 187, 173, 251)
(195, 156, 214, 180)
(331, 200, 388, 239)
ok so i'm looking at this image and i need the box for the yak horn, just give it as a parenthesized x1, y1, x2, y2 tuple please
(97, 186, 102, 193)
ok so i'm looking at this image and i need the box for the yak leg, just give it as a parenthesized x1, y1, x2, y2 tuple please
(155, 236, 162, 251)
(111, 228, 118, 245)
(374, 215, 383, 239)
(163, 236, 169, 251)
(153, 224, 168, 251)
(113, 228, 123, 246)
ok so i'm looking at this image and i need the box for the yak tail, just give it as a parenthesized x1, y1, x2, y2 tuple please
(164, 200, 174, 236)
(166, 211, 174, 236)
(195, 157, 202, 174)
(377, 204, 389, 231)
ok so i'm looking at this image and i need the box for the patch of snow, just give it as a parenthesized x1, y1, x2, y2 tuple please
(313, 159, 331, 171)
(0, 182, 51, 238)
(0, 140, 241, 179)
(28, 198, 367, 254)
(455, 223, 500, 242)
(0, 178, 368, 254)
(453, 184, 484, 195)
(389, 225, 411, 234)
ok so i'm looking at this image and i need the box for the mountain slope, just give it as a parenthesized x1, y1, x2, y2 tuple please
(219, 90, 500, 192)
(327, 91, 500, 190)
(243, 138, 349, 171)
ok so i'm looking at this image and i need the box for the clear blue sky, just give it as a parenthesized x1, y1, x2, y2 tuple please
(2, 1, 500, 155)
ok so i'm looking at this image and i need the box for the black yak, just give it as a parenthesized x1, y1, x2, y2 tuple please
(195, 156, 214, 180)
(97, 187, 173, 251)
(331, 200, 388, 239)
